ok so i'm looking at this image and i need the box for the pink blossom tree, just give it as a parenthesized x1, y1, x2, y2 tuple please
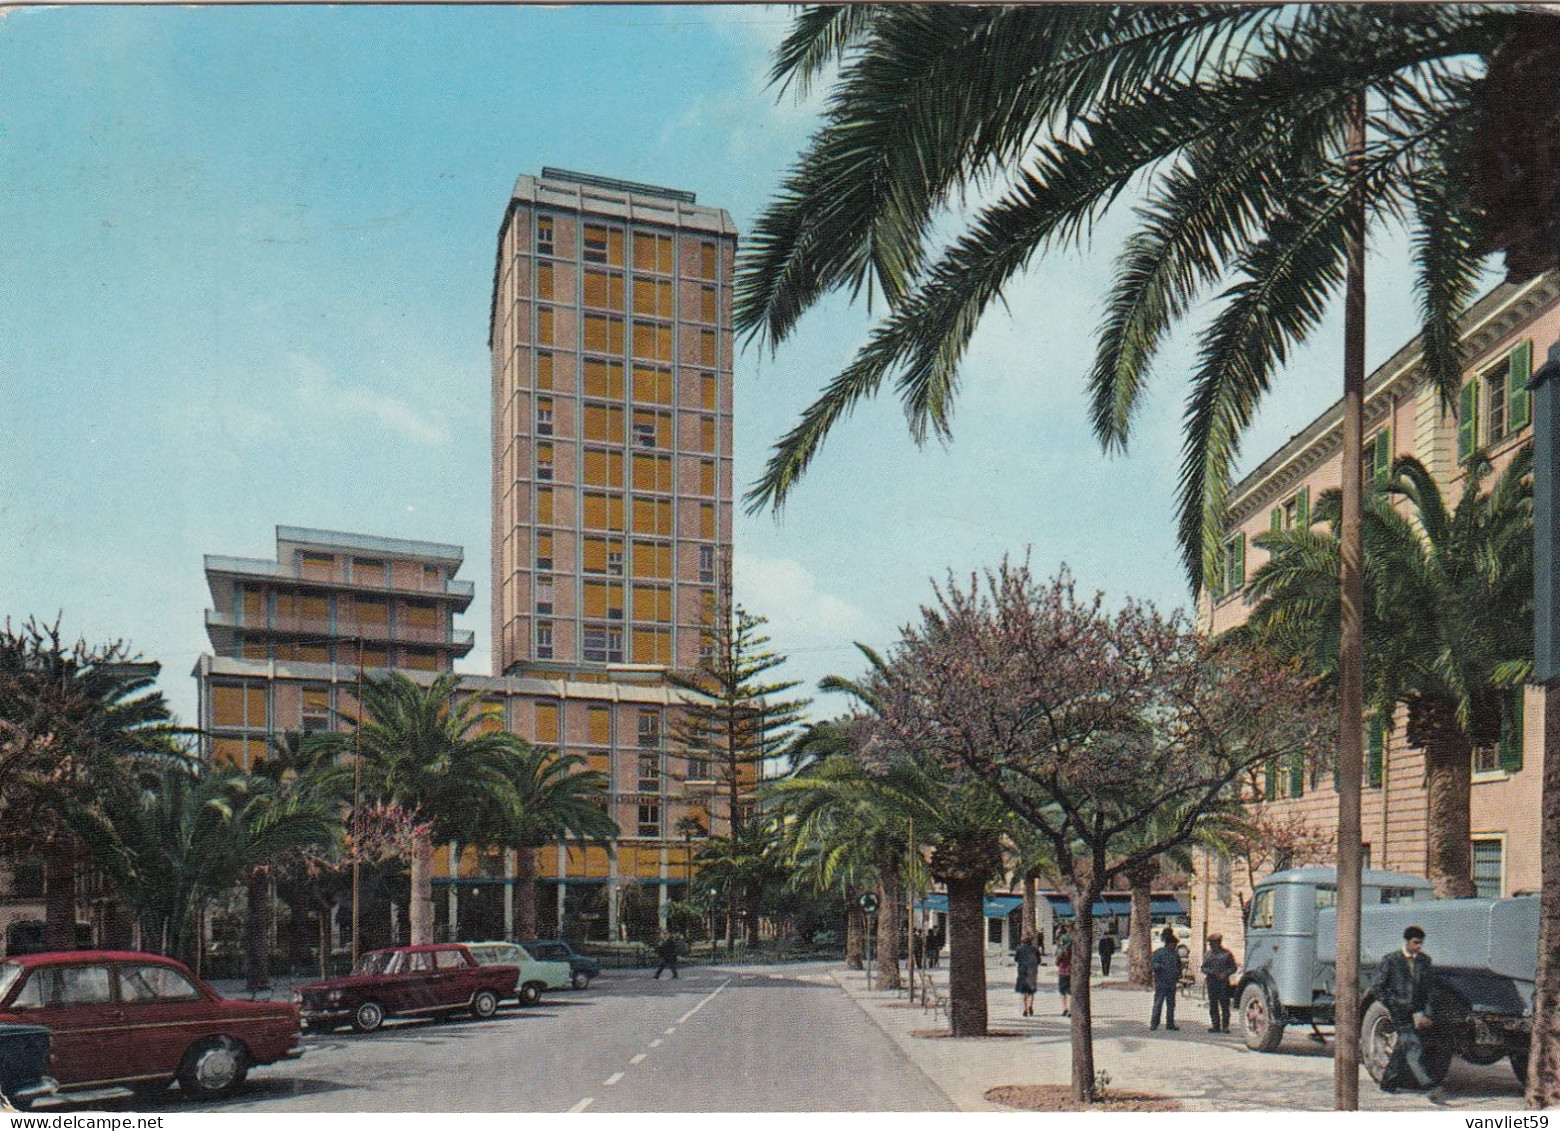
(872, 561, 1329, 1103)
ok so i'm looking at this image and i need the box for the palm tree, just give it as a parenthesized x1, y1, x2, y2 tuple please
(1245, 445, 1534, 897)
(693, 819, 784, 954)
(497, 738, 618, 942)
(738, 9, 1513, 1104)
(352, 672, 516, 946)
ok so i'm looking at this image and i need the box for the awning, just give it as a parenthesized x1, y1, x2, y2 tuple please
(913, 894, 1025, 919)
(1043, 894, 1187, 920)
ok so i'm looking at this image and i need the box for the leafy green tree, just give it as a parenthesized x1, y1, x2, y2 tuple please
(498, 740, 617, 942)
(0, 618, 179, 948)
(1245, 445, 1533, 897)
(352, 672, 517, 945)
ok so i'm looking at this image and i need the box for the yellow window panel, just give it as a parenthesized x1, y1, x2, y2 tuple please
(583, 537, 608, 573)
(356, 596, 389, 623)
(538, 262, 554, 300)
(241, 587, 264, 620)
(583, 448, 624, 488)
(246, 686, 268, 726)
(583, 270, 624, 310)
(404, 649, 439, 671)
(700, 460, 715, 495)
(538, 308, 555, 346)
(583, 581, 608, 618)
(583, 405, 624, 443)
(700, 330, 717, 367)
(537, 487, 555, 525)
(303, 688, 330, 712)
(241, 639, 268, 660)
(211, 684, 246, 726)
(537, 352, 554, 389)
(608, 229, 625, 266)
(297, 641, 329, 663)
(632, 366, 673, 405)
(403, 602, 437, 629)
(700, 416, 716, 452)
(211, 737, 246, 767)
(633, 232, 655, 271)
(700, 286, 716, 323)
(536, 532, 553, 564)
(298, 593, 327, 620)
(632, 278, 657, 317)
(535, 701, 559, 742)
(700, 242, 717, 278)
(700, 503, 716, 539)
(300, 552, 334, 579)
(588, 707, 612, 745)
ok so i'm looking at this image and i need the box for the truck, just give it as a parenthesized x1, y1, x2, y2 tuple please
(1236, 867, 1535, 1087)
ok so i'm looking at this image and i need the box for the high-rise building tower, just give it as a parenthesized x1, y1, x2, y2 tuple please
(489, 168, 737, 681)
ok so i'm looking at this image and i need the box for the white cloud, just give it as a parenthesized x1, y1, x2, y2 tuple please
(734, 550, 873, 645)
(290, 353, 450, 447)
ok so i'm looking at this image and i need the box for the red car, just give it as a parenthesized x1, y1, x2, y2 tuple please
(0, 951, 302, 1105)
(295, 944, 518, 1034)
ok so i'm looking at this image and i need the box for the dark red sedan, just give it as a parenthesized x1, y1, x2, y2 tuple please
(0, 950, 302, 1105)
(295, 944, 517, 1033)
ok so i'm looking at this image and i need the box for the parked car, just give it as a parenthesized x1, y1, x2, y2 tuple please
(294, 944, 518, 1034)
(527, 940, 600, 989)
(0, 1023, 54, 1111)
(464, 942, 572, 1005)
(0, 951, 302, 1104)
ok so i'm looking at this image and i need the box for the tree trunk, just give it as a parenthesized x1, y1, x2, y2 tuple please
(43, 838, 76, 950)
(874, 873, 903, 991)
(1126, 860, 1157, 986)
(745, 886, 761, 945)
(409, 835, 435, 946)
(1528, 686, 1560, 1107)
(1022, 875, 1037, 942)
(246, 869, 271, 992)
(1424, 731, 1477, 898)
(945, 874, 989, 1037)
(846, 901, 865, 970)
(1068, 875, 1102, 1104)
(513, 846, 539, 941)
(1333, 88, 1369, 1112)
(102, 896, 134, 950)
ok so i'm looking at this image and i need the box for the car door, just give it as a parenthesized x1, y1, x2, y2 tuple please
(115, 962, 212, 1081)
(396, 950, 439, 1012)
(431, 948, 475, 1006)
(7, 963, 122, 1086)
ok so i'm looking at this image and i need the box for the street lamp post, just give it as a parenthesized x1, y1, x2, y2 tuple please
(350, 638, 364, 968)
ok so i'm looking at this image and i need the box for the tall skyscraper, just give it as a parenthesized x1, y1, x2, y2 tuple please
(489, 168, 737, 681)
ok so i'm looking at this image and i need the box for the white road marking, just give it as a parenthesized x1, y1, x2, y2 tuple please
(568, 1098, 593, 1113)
(664, 1027, 676, 1035)
(630, 1053, 646, 1065)
(604, 1072, 624, 1086)
(677, 977, 730, 1025)
(649, 1039, 662, 1048)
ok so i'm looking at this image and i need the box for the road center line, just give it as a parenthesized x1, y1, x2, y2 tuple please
(629, 1053, 646, 1065)
(604, 1072, 624, 1086)
(649, 1039, 662, 1048)
(676, 977, 730, 1025)
(568, 1098, 593, 1113)
(664, 1027, 677, 1035)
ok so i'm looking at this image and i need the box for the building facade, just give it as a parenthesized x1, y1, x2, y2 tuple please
(1191, 272, 1560, 966)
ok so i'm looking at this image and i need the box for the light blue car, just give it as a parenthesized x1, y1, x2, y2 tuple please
(465, 942, 574, 1006)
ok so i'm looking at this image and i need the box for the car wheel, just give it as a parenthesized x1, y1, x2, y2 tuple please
(571, 970, 591, 990)
(351, 999, 386, 1033)
(1240, 981, 1285, 1053)
(1360, 1001, 1396, 1083)
(518, 982, 543, 1007)
(177, 1036, 250, 1100)
(471, 989, 500, 1019)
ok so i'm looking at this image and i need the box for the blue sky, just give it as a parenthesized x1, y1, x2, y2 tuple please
(0, 5, 1479, 726)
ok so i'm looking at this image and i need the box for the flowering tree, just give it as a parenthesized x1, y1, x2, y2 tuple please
(873, 562, 1329, 1103)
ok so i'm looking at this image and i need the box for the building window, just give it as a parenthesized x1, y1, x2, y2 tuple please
(583, 626, 624, 663)
(584, 270, 625, 311)
(687, 754, 712, 782)
(633, 231, 674, 274)
(638, 754, 661, 793)
(638, 710, 661, 749)
(584, 224, 609, 264)
(536, 398, 554, 436)
(536, 352, 555, 390)
(633, 414, 658, 449)
(608, 548, 624, 576)
(699, 459, 716, 496)
(536, 216, 554, 257)
(700, 241, 717, 279)
(536, 533, 553, 572)
(638, 803, 662, 838)
(536, 621, 554, 660)
(583, 358, 625, 399)
(1270, 487, 1310, 533)
(1472, 838, 1503, 899)
(1368, 427, 1392, 490)
(700, 285, 717, 324)
(302, 686, 332, 733)
(536, 442, 554, 481)
(1461, 341, 1534, 463)
(537, 262, 555, 301)
(699, 545, 715, 584)
(1215, 533, 1246, 600)
(536, 576, 554, 615)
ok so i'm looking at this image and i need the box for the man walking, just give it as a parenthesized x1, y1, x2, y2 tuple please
(1150, 930, 1182, 1030)
(1371, 926, 1438, 1094)
(653, 933, 680, 980)
(1201, 933, 1239, 1033)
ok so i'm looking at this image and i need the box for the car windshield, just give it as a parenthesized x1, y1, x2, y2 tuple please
(353, 952, 396, 976)
(470, 946, 519, 966)
(0, 961, 22, 1002)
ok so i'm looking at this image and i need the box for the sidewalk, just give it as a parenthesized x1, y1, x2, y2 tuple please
(832, 957, 1529, 1112)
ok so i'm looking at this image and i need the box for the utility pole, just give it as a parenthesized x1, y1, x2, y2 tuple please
(351, 637, 364, 968)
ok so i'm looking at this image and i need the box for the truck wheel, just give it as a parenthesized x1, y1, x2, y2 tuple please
(1240, 982, 1285, 1052)
(470, 989, 500, 1019)
(1510, 1040, 1530, 1088)
(1360, 1001, 1396, 1082)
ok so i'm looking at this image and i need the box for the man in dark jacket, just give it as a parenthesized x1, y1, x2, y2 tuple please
(1149, 932, 1182, 1031)
(1201, 933, 1239, 1033)
(1098, 931, 1118, 978)
(653, 933, 680, 980)
(1370, 925, 1436, 1093)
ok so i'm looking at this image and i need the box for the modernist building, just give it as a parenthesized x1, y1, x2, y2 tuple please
(1191, 272, 1560, 964)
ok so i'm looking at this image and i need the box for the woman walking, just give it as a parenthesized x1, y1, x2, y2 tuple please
(1014, 933, 1041, 1016)
(1056, 939, 1073, 1017)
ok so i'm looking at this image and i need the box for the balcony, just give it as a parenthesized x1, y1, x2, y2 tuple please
(204, 609, 476, 655)
(204, 555, 476, 603)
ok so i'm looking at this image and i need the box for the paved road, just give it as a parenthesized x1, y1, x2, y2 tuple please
(89, 964, 952, 1113)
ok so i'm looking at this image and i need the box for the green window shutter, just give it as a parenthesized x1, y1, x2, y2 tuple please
(1297, 486, 1310, 528)
(1367, 716, 1385, 787)
(1500, 688, 1525, 772)
(1289, 752, 1305, 798)
(1235, 534, 1246, 590)
(1270, 507, 1282, 534)
(1373, 427, 1392, 488)
(1458, 380, 1478, 463)
(1509, 341, 1533, 432)
(1265, 759, 1277, 799)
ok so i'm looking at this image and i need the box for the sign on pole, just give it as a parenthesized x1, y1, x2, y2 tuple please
(859, 892, 880, 915)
